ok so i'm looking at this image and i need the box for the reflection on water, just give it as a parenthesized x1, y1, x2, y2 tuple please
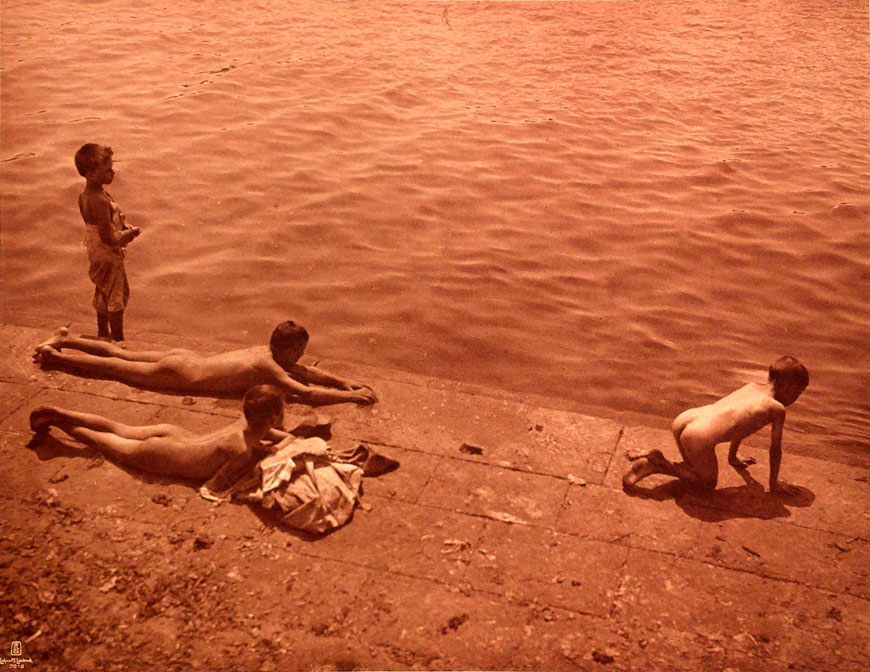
(2, 0, 868, 461)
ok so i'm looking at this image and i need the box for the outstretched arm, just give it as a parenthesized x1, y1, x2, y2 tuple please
(768, 408, 798, 494)
(289, 363, 376, 396)
(274, 370, 376, 406)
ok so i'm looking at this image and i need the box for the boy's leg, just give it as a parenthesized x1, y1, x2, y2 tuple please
(36, 326, 177, 362)
(97, 313, 111, 339)
(35, 347, 183, 390)
(670, 424, 718, 490)
(623, 423, 717, 491)
(30, 406, 183, 441)
(109, 311, 124, 341)
(60, 427, 191, 477)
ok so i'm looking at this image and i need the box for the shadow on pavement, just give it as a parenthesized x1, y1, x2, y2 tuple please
(624, 468, 815, 522)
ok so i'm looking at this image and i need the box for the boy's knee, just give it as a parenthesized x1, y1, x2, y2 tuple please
(671, 415, 689, 440)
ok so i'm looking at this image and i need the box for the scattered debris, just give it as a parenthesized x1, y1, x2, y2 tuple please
(741, 545, 761, 558)
(151, 493, 172, 507)
(826, 607, 843, 622)
(441, 539, 471, 554)
(193, 536, 214, 551)
(733, 632, 758, 647)
(592, 648, 617, 664)
(99, 576, 118, 593)
(486, 511, 528, 525)
(707, 544, 723, 560)
(459, 442, 484, 455)
(440, 613, 469, 634)
(535, 424, 544, 432)
(24, 628, 42, 643)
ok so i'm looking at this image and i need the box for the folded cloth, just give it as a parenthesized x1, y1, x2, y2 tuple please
(325, 439, 401, 476)
(200, 437, 363, 534)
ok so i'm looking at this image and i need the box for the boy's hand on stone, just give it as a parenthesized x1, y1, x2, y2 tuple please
(351, 389, 378, 405)
(344, 379, 371, 391)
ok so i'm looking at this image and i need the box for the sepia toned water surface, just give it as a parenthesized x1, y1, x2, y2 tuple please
(2, 0, 868, 461)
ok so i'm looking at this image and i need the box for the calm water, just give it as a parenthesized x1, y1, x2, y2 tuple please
(2, 0, 868, 461)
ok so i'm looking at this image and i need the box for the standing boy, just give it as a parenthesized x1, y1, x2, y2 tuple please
(74, 144, 141, 341)
(623, 356, 809, 494)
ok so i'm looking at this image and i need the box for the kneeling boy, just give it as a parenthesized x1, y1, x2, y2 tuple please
(623, 356, 809, 494)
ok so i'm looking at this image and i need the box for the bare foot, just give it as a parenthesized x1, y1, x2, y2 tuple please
(27, 406, 63, 448)
(32, 326, 70, 360)
(622, 458, 661, 488)
(30, 406, 63, 432)
(34, 345, 61, 369)
(627, 448, 671, 471)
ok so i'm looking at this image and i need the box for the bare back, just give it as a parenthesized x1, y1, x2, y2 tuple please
(157, 419, 251, 479)
(680, 383, 784, 447)
(155, 346, 290, 395)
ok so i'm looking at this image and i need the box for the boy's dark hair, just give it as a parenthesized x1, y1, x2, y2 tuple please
(242, 384, 284, 426)
(74, 143, 111, 177)
(769, 356, 809, 391)
(269, 320, 309, 357)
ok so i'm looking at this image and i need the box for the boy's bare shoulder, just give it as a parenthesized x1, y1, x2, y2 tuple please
(239, 346, 287, 376)
(80, 188, 109, 207)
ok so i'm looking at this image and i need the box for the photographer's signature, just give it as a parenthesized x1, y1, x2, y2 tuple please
(1, 642, 35, 669)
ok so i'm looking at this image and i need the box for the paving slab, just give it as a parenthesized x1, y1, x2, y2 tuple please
(0, 380, 41, 424)
(558, 480, 700, 551)
(333, 378, 621, 483)
(355, 447, 439, 504)
(688, 516, 870, 600)
(471, 520, 629, 617)
(612, 547, 868, 672)
(417, 458, 569, 528)
(302, 498, 487, 585)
